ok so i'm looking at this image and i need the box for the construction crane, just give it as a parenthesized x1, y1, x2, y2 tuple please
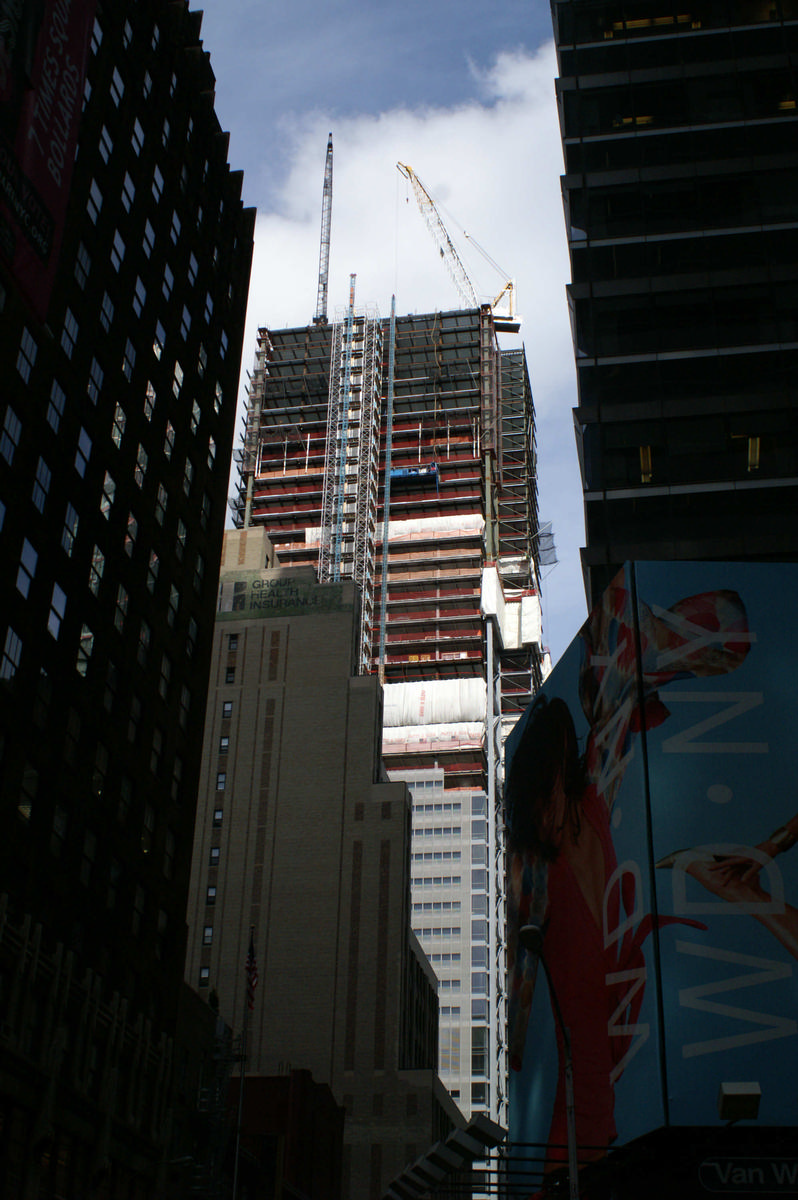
(397, 161, 520, 333)
(314, 133, 333, 325)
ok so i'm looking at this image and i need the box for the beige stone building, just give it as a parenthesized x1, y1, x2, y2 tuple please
(185, 528, 460, 1196)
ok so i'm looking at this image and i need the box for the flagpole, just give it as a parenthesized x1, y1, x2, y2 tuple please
(232, 926, 254, 1198)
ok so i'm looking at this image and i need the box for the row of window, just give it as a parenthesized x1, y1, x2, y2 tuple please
(411, 851, 461, 862)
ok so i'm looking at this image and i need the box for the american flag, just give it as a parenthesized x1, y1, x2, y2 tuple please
(246, 932, 258, 1011)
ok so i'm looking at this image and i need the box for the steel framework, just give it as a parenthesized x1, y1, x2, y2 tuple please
(318, 275, 383, 673)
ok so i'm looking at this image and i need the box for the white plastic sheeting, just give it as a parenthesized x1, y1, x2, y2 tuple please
(306, 513, 484, 544)
(382, 677, 487, 727)
(481, 565, 543, 651)
(382, 722, 485, 749)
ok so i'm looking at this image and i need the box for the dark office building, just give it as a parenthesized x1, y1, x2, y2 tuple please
(552, 0, 798, 606)
(0, 1, 254, 1194)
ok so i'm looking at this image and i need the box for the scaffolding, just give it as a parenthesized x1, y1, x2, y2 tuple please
(318, 275, 383, 674)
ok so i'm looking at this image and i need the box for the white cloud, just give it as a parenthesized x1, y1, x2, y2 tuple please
(235, 40, 587, 662)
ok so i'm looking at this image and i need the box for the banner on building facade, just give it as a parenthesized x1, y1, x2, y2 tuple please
(0, 0, 97, 319)
(506, 562, 798, 1179)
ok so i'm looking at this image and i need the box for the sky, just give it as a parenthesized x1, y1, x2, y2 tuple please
(196, 0, 587, 665)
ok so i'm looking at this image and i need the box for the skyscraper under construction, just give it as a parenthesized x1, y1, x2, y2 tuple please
(228, 289, 548, 1124)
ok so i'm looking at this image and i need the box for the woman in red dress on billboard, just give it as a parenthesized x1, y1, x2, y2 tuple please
(505, 577, 752, 1168)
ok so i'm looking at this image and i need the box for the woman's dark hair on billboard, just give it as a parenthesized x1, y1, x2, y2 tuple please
(503, 694, 587, 862)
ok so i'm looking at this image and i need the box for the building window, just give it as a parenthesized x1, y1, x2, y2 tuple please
(125, 512, 137, 557)
(204, 291, 213, 322)
(161, 115, 171, 148)
(199, 967, 210, 986)
(186, 616, 198, 657)
(203, 925, 213, 946)
(209, 847, 220, 865)
(17, 327, 37, 382)
(61, 308, 78, 358)
(183, 456, 194, 496)
(61, 502, 79, 555)
(87, 357, 104, 404)
(122, 171, 135, 211)
(175, 516, 186, 558)
(219, 736, 229, 753)
(153, 320, 166, 361)
(111, 403, 126, 447)
(1, 627, 22, 680)
(225, 667, 235, 685)
(188, 252, 198, 284)
(152, 164, 164, 202)
(193, 552, 205, 593)
(128, 694, 141, 743)
(99, 124, 113, 163)
(222, 701, 233, 718)
(207, 437, 216, 469)
(100, 471, 115, 519)
(170, 210, 181, 243)
(190, 399, 201, 435)
(133, 276, 146, 317)
(150, 727, 162, 775)
(213, 808, 223, 827)
(158, 654, 171, 699)
(110, 66, 124, 106)
(206, 886, 216, 906)
(114, 584, 128, 632)
(16, 539, 37, 598)
(147, 550, 159, 594)
(169, 757, 182, 804)
(134, 443, 147, 487)
(142, 218, 155, 257)
(87, 179, 102, 223)
(133, 117, 145, 157)
(200, 491, 211, 531)
(32, 457, 51, 512)
(50, 805, 68, 857)
(47, 381, 65, 432)
(172, 361, 184, 399)
(75, 427, 91, 476)
(1, 405, 21, 465)
(90, 16, 102, 54)
(137, 619, 150, 667)
(143, 73, 152, 100)
(155, 483, 168, 524)
(162, 262, 174, 301)
(181, 305, 192, 340)
(144, 380, 156, 421)
(215, 772, 226, 791)
(198, 342, 207, 377)
(167, 583, 179, 625)
(122, 339, 136, 380)
(164, 830, 175, 878)
(100, 291, 114, 332)
(214, 381, 223, 414)
(88, 545, 104, 596)
(76, 625, 94, 676)
(74, 242, 91, 288)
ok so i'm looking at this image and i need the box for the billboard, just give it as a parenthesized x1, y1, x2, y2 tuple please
(0, 0, 97, 319)
(505, 562, 798, 1178)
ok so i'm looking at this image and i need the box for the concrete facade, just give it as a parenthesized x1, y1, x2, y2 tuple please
(185, 528, 460, 1198)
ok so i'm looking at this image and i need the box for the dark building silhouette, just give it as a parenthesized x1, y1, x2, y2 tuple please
(552, 0, 798, 606)
(0, 1, 254, 1193)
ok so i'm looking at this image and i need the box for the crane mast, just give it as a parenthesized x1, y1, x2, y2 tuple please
(314, 133, 333, 325)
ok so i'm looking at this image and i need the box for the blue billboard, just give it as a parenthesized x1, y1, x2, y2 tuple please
(505, 562, 798, 1175)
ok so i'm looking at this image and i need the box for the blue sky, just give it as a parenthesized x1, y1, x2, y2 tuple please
(196, 1, 587, 663)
